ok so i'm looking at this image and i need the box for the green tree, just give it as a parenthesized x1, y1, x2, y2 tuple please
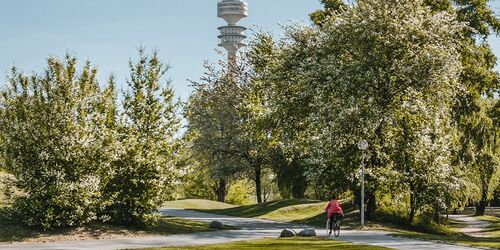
(459, 99, 499, 215)
(186, 62, 246, 202)
(245, 33, 310, 199)
(310, 0, 347, 26)
(447, 0, 500, 215)
(0, 55, 116, 229)
(307, 0, 500, 220)
(262, 0, 464, 222)
(176, 137, 218, 201)
(415, 0, 500, 216)
(187, 54, 276, 203)
(387, 90, 462, 223)
(102, 49, 181, 225)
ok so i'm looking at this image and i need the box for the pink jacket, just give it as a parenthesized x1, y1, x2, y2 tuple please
(325, 199, 343, 217)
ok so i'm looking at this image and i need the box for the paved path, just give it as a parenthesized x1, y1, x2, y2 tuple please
(0, 209, 481, 250)
(449, 215, 491, 238)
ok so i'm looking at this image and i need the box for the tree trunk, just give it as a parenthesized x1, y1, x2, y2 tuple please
(433, 202, 440, 224)
(446, 209, 449, 223)
(216, 179, 227, 203)
(365, 191, 376, 219)
(475, 187, 488, 216)
(291, 175, 306, 199)
(255, 167, 262, 203)
(291, 162, 307, 199)
(409, 183, 416, 224)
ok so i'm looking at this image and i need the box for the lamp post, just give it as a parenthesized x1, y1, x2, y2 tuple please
(357, 140, 368, 228)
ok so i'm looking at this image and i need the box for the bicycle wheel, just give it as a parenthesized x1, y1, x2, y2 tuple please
(333, 220, 340, 237)
(326, 218, 331, 236)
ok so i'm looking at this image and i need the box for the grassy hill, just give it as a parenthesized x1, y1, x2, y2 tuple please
(201, 199, 360, 229)
(203, 199, 321, 218)
(163, 199, 236, 210)
(480, 216, 500, 238)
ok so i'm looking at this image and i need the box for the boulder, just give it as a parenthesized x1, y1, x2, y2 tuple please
(298, 228, 316, 237)
(209, 220, 224, 229)
(280, 229, 297, 238)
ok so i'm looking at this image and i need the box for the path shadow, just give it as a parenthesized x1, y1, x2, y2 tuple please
(203, 199, 321, 218)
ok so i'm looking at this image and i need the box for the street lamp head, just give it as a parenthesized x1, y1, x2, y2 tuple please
(357, 140, 368, 150)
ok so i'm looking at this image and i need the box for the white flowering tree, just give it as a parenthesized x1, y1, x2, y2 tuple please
(311, 0, 500, 217)
(0, 56, 117, 229)
(260, 0, 465, 222)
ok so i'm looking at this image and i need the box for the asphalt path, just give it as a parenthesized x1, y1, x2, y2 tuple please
(0, 209, 481, 250)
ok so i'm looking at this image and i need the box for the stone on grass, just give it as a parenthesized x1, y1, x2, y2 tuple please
(280, 229, 297, 237)
(298, 228, 316, 237)
(209, 220, 224, 229)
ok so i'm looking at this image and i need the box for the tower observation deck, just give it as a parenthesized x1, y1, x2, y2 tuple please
(217, 0, 247, 59)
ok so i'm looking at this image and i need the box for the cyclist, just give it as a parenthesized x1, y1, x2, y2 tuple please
(325, 194, 344, 234)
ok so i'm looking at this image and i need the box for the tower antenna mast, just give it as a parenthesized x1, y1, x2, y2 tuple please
(217, 0, 248, 67)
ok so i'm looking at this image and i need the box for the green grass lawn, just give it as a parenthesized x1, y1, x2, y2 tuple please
(203, 199, 321, 218)
(163, 199, 235, 210)
(143, 237, 390, 250)
(0, 209, 231, 243)
(477, 215, 500, 238)
(394, 230, 500, 249)
(390, 215, 500, 249)
(202, 199, 361, 229)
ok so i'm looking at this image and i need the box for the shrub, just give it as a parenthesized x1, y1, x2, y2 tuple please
(0, 51, 181, 228)
(0, 56, 116, 229)
(226, 181, 252, 205)
(101, 49, 180, 225)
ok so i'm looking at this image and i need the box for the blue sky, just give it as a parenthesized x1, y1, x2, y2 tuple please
(0, 0, 321, 100)
(1, 0, 499, 101)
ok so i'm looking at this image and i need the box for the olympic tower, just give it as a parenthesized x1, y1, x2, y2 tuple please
(217, 0, 248, 62)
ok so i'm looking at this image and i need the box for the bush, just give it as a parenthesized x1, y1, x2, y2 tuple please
(226, 181, 252, 205)
(0, 56, 114, 229)
(179, 167, 217, 201)
(0, 50, 180, 229)
(100, 50, 180, 225)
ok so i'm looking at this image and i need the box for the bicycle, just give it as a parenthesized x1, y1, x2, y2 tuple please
(325, 215, 341, 237)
